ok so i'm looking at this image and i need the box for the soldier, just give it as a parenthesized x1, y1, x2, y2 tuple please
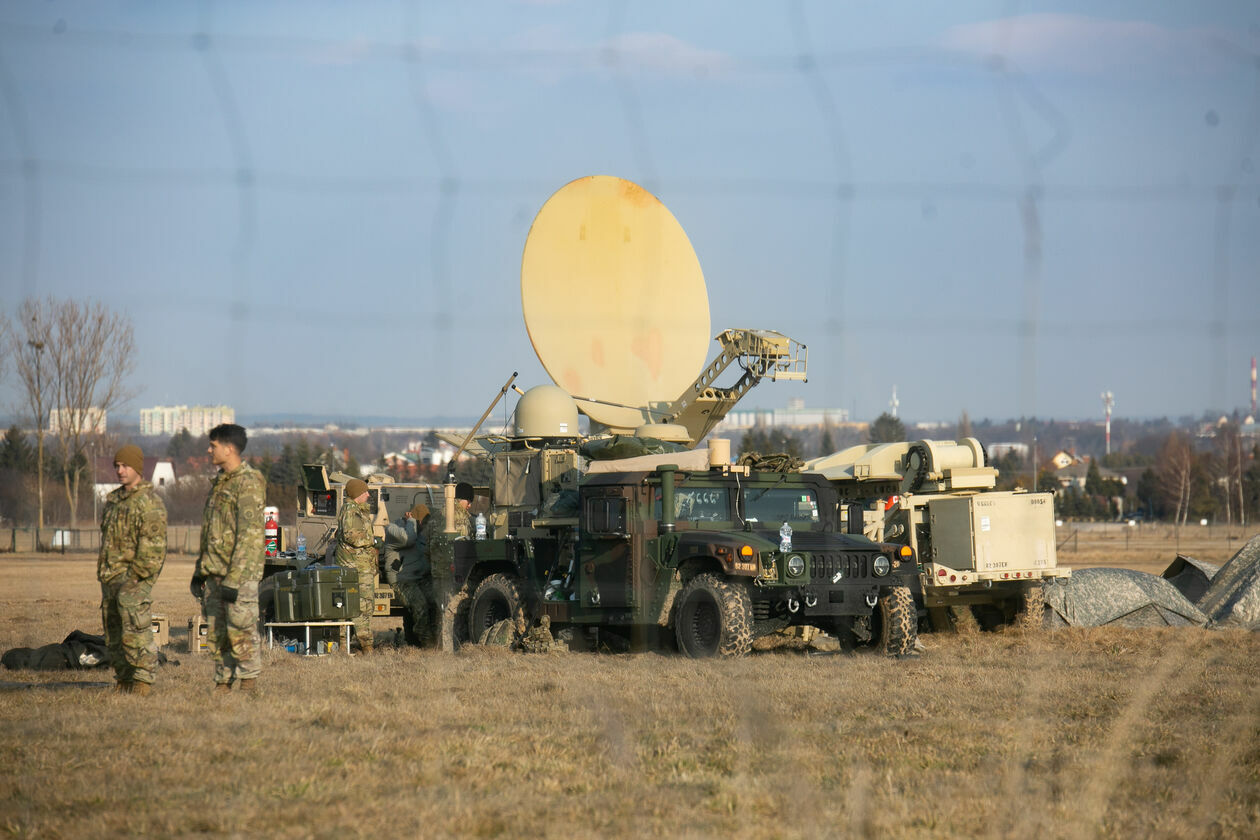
(424, 481, 475, 616)
(98, 444, 168, 695)
(336, 478, 377, 653)
(190, 423, 266, 694)
(390, 504, 432, 646)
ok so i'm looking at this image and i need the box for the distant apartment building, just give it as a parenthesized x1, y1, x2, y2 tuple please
(139, 405, 235, 437)
(48, 406, 107, 434)
(715, 398, 851, 431)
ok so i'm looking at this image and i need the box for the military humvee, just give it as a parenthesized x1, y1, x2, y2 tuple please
(443, 442, 920, 658)
(806, 438, 1070, 631)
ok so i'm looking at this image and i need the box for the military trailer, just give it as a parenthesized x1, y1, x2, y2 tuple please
(806, 438, 1069, 631)
(443, 439, 920, 658)
(260, 464, 448, 621)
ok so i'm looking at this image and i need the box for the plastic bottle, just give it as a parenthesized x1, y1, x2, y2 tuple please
(779, 522, 793, 553)
(296, 534, 307, 564)
(474, 512, 487, 540)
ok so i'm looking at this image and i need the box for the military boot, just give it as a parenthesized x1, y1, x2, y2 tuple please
(214, 683, 231, 695)
(237, 679, 257, 694)
(131, 682, 152, 696)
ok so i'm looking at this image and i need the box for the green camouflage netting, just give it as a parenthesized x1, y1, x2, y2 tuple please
(581, 436, 689, 461)
(1043, 567, 1208, 627)
(736, 452, 805, 473)
(1197, 533, 1260, 630)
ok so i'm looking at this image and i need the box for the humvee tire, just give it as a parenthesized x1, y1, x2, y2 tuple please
(876, 585, 916, 657)
(1015, 581, 1046, 631)
(674, 573, 753, 658)
(469, 574, 528, 643)
(440, 590, 471, 653)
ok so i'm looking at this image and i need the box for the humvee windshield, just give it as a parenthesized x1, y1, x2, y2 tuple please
(743, 487, 819, 523)
(653, 487, 732, 522)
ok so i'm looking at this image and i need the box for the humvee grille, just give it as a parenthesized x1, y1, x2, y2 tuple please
(809, 552, 870, 582)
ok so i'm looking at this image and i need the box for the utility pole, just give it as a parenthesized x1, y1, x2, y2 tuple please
(28, 338, 47, 550)
(1032, 435, 1038, 493)
(1102, 391, 1114, 456)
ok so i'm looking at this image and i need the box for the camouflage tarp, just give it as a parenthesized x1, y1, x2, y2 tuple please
(1162, 555, 1221, 603)
(1043, 568, 1208, 628)
(736, 452, 805, 473)
(1197, 533, 1260, 630)
(581, 435, 688, 461)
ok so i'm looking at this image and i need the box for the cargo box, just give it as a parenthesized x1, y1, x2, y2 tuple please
(272, 570, 301, 622)
(150, 614, 170, 647)
(295, 565, 360, 621)
(188, 616, 208, 653)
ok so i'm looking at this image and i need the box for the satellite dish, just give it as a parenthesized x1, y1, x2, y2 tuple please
(521, 175, 711, 433)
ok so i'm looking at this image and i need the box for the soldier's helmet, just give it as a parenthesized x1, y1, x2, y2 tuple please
(513, 385, 580, 439)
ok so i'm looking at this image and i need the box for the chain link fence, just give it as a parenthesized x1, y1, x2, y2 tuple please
(1, 525, 204, 555)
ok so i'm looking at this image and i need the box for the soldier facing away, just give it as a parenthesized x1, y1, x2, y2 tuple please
(191, 423, 266, 694)
(390, 503, 432, 646)
(98, 444, 168, 695)
(336, 478, 378, 653)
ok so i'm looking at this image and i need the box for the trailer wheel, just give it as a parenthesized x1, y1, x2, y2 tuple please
(440, 590, 471, 653)
(674, 573, 753, 658)
(468, 574, 528, 643)
(877, 585, 917, 657)
(950, 604, 980, 634)
(1016, 582, 1046, 631)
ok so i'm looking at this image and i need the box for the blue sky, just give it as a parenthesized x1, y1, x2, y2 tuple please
(1, 1, 1257, 427)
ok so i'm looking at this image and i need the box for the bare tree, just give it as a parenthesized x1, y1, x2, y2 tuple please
(4, 300, 56, 543)
(1156, 431, 1194, 526)
(1217, 422, 1246, 527)
(957, 410, 973, 440)
(44, 299, 137, 530)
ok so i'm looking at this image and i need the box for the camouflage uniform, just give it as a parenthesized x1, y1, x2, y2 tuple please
(391, 518, 431, 645)
(335, 498, 377, 648)
(98, 480, 168, 686)
(423, 504, 473, 607)
(196, 462, 266, 687)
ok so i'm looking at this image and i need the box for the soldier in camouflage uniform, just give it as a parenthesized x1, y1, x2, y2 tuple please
(336, 478, 378, 652)
(191, 424, 266, 694)
(390, 504, 433, 646)
(98, 444, 168, 695)
(424, 482, 475, 635)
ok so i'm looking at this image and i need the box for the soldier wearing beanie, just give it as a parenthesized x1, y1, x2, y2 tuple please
(335, 477, 378, 652)
(98, 444, 168, 695)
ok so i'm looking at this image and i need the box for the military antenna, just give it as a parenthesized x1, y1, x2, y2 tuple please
(446, 371, 518, 483)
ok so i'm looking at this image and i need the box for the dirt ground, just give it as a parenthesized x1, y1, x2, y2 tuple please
(1, 532, 1257, 839)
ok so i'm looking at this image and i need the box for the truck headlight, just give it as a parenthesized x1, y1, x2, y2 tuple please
(873, 556, 890, 576)
(786, 554, 805, 577)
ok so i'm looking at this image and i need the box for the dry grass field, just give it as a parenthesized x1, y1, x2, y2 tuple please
(1, 530, 1258, 839)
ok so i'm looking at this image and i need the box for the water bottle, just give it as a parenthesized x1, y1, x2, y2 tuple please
(474, 513, 487, 541)
(296, 534, 307, 564)
(779, 522, 793, 553)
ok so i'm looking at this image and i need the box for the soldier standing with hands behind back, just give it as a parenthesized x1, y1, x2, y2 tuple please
(190, 423, 266, 694)
(98, 444, 167, 695)
(336, 478, 378, 653)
